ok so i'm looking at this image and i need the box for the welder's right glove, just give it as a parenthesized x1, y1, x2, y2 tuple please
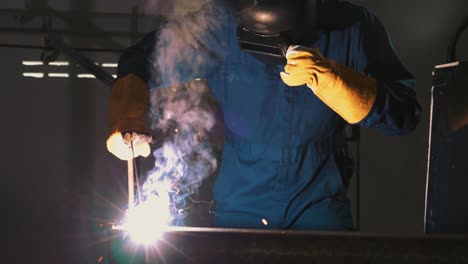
(280, 45, 377, 124)
(106, 74, 153, 160)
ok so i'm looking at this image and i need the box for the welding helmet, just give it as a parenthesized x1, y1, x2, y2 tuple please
(230, 0, 320, 57)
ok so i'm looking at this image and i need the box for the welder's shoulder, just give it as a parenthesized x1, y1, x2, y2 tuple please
(320, 1, 380, 31)
(119, 23, 168, 61)
(116, 31, 157, 81)
(130, 31, 157, 54)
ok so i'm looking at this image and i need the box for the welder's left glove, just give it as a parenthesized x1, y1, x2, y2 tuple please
(280, 45, 377, 124)
(106, 74, 153, 160)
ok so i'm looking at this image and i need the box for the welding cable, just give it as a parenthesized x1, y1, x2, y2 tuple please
(0, 43, 123, 52)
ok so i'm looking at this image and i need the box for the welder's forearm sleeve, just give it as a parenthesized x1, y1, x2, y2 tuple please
(357, 12, 421, 136)
(108, 32, 156, 134)
(106, 33, 157, 160)
(358, 79, 420, 136)
(116, 31, 156, 84)
(108, 74, 149, 133)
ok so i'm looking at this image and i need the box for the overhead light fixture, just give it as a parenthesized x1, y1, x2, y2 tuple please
(102, 63, 118, 68)
(48, 73, 69, 78)
(77, 74, 96, 79)
(49, 61, 70, 66)
(23, 72, 44, 78)
(22, 61, 44, 66)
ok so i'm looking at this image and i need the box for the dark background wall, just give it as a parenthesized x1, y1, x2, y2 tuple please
(357, 0, 468, 234)
(1, 0, 467, 262)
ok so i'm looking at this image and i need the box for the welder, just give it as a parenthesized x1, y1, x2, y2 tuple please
(106, 0, 421, 230)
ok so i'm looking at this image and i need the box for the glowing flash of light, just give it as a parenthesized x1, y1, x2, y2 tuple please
(118, 195, 171, 245)
(115, 1, 225, 243)
(116, 79, 218, 244)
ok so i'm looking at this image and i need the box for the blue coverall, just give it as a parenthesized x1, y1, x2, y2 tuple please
(116, 1, 421, 230)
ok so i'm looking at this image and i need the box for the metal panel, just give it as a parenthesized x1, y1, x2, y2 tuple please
(426, 61, 468, 233)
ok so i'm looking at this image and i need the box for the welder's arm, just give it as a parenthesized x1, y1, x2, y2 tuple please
(107, 74, 153, 160)
(106, 32, 156, 160)
(281, 14, 421, 135)
(281, 45, 377, 124)
(355, 13, 421, 135)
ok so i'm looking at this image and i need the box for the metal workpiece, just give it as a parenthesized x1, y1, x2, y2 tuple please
(105, 227, 468, 264)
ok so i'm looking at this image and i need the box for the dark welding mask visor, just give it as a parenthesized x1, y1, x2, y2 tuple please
(230, 0, 311, 57)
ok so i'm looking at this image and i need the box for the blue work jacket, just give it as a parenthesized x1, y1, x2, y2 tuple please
(116, 1, 421, 230)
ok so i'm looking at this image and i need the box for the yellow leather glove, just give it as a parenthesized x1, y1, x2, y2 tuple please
(280, 45, 377, 124)
(106, 74, 153, 160)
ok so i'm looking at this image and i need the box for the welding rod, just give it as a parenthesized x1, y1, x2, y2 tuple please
(127, 158, 135, 212)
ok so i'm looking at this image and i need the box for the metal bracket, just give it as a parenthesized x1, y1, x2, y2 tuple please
(41, 15, 115, 88)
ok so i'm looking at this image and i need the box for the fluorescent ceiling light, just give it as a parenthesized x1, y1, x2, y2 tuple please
(77, 74, 96, 79)
(48, 73, 69, 78)
(102, 63, 118, 68)
(49, 61, 70, 66)
(23, 72, 44, 78)
(22, 61, 44, 66)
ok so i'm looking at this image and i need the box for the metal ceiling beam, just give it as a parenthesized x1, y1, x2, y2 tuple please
(0, 27, 145, 38)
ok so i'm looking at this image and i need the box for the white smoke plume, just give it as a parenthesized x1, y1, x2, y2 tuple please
(143, 0, 213, 19)
(149, 0, 228, 88)
(144, 79, 219, 224)
(138, 0, 228, 225)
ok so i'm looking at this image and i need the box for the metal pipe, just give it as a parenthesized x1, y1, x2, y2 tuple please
(0, 43, 124, 52)
(0, 27, 146, 38)
(0, 7, 154, 18)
